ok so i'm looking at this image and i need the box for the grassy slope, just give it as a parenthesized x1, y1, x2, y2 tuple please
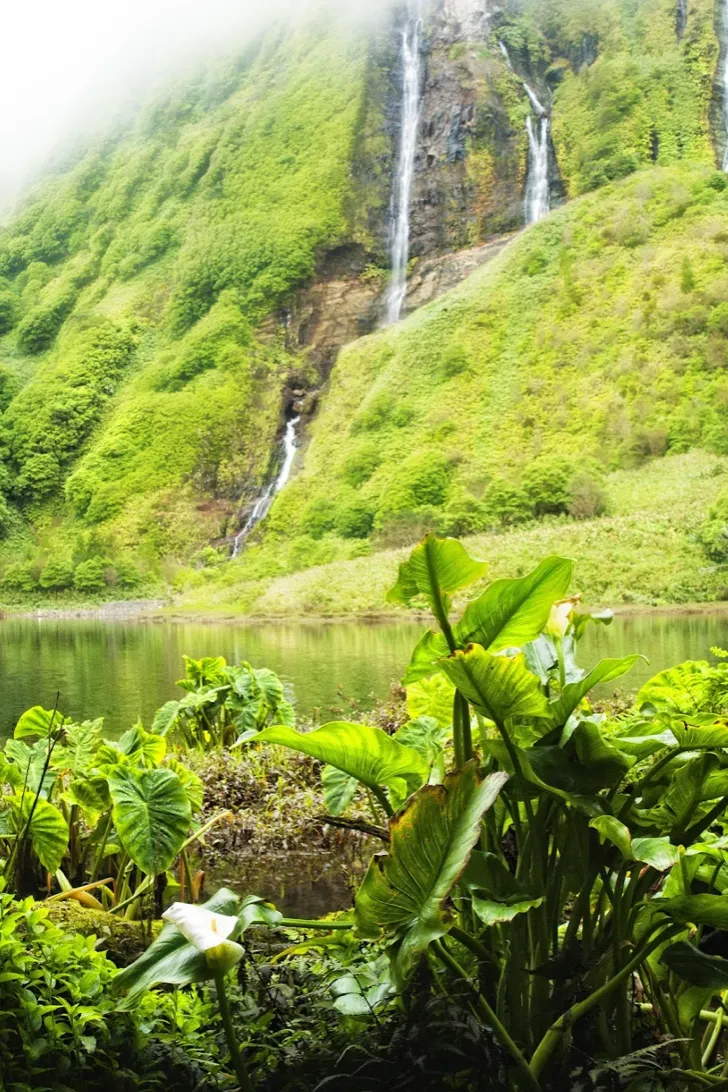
(258, 164, 728, 544)
(0, 18, 383, 586)
(173, 450, 728, 616)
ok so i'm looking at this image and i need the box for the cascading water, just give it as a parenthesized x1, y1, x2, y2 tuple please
(498, 40, 551, 225)
(524, 106, 550, 224)
(231, 415, 301, 558)
(385, 2, 423, 325)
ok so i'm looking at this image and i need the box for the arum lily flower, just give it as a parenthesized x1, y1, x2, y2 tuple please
(163, 903, 244, 973)
(546, 596, 581, 640)
(163, 902, 253, 1091)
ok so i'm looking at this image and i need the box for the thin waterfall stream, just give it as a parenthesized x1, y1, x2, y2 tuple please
(231, 416, 301, 558)
(498, 40, 551, 224)
(385, 2, 423, 324)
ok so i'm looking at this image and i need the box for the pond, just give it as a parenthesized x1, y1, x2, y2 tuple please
(3, 610, 727, 914)
(1, 610, 727, 740)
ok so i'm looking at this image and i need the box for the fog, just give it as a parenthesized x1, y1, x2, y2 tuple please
(0, 0, 397, 207)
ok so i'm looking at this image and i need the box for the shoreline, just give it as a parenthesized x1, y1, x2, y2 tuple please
(5, 597, 728, 626)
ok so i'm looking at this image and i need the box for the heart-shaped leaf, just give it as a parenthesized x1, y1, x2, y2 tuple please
(257, 722, 430, 800)
(108, 767, 191, 875)
(440, 645, 551, 725)
(355, 763, 508, 985)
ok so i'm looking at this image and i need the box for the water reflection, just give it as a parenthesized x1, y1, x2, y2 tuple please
(0, 612, 726, 739)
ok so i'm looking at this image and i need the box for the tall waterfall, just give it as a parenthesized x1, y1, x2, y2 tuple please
(385, 3, 423, 325)
(524, 106, 551, 224)
(498, 40, 551, 225)
(722, 0, 728, 170)
(231, 416, 301, 558)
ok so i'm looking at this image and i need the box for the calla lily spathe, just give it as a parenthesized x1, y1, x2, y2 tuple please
(163, 903, 244, 973)
(545, 596, 581, 640)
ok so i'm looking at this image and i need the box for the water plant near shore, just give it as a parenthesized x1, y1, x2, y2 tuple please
(9, 535, 728, 1089)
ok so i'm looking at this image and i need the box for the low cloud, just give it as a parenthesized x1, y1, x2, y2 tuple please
(0, 0, 397, 209)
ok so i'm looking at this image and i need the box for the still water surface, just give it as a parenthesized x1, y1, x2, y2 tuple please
(4, 611, 728, 913)
(1, 611, 728, 739)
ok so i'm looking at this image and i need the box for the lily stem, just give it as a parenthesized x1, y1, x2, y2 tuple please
(214, 971, 254, 1092)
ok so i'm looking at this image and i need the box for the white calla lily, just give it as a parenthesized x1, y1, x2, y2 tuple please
(545, 596, 580, 640)
(163, 903, 244, 973)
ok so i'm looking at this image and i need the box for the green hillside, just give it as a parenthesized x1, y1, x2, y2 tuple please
(0, 0, 725, 607)
(0, 16, 390, 592)
(264, 164, 728, 546)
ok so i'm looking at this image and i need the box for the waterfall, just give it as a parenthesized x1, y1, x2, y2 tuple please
(231, 416, 301, 558)
(722, 0, 728, 171)
(385, 3, 423, 325)
(524, 110, 551, 224)
(498, 40, 551, 225)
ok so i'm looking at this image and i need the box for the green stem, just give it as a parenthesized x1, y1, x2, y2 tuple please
(703, 1009, 723, 1069)
(90, 812, 113, 883)
(453, 691, 472, 769)
(181, 849, 195, 902)
(371, 785, 394, 818)
(109, 874, 153, 916)
(276, 917, 352, 931)
(433, 940, 540, 1092)
(529, 923, 683, 1081)
(214, 971, 254, 1092)
(450, 925, 499, 969)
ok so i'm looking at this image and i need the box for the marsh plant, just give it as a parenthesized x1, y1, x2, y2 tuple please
(118, 535, 728, 1091)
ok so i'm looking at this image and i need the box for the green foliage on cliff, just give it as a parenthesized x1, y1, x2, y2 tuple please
(0, 17, 386, 579)
(262, 163, 728, 559)
(491, 0, 716, 196)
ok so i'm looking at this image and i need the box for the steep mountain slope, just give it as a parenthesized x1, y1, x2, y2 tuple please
(0, 15, 395, 587)
(266, 164, 728, 541)
(0, 0, 724, 603)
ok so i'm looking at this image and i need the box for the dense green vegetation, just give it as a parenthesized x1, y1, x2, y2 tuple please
(0, 0, 723, 610)
(0, 14, 390, 588)
(8, 536, 728, 1089)
(504, 0, 717, 194)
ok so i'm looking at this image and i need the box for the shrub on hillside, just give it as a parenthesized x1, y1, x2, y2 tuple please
(39, 557, 75, 590)
(567, 470, 609, 519)
(3, 561, 38, 592)
(74, 555, 112, 592)
(699, 493, 728, 562)
(522, 456, 573, 517)
(334, 499, 375, 539)
(342, 442, 381, 488)
(0, 286, 16, 335)
(482, 480, 532, 527)
(13, 452, 62, 501)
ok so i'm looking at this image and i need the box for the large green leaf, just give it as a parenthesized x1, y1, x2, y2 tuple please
(108, 767, 191, 875)
(114, 724, 167, 767)
(657, 753, 720, 836)
(114, 890, 280, 1007)
(322, 765, 358, 816)
(661, 942, 728, 989)
(406, 674, 456, 727)
(13, 793, 69, 873)
(355, 763, 508, 985)
(403, 630, 451, 685)
(440, 645, 551, 725)
(589, 817, 681, 870)
(550, 657, 643, 727)
(388, 534, 487, 613)
(14, 706, 68, 740)
(661, 894, 728, 930)
(464, 849, 543, 925)
(637, 662, 713, 715)
(455, 557, 573, 652)
(151, 701, 181, 736)
(257, 723, 430, 799)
